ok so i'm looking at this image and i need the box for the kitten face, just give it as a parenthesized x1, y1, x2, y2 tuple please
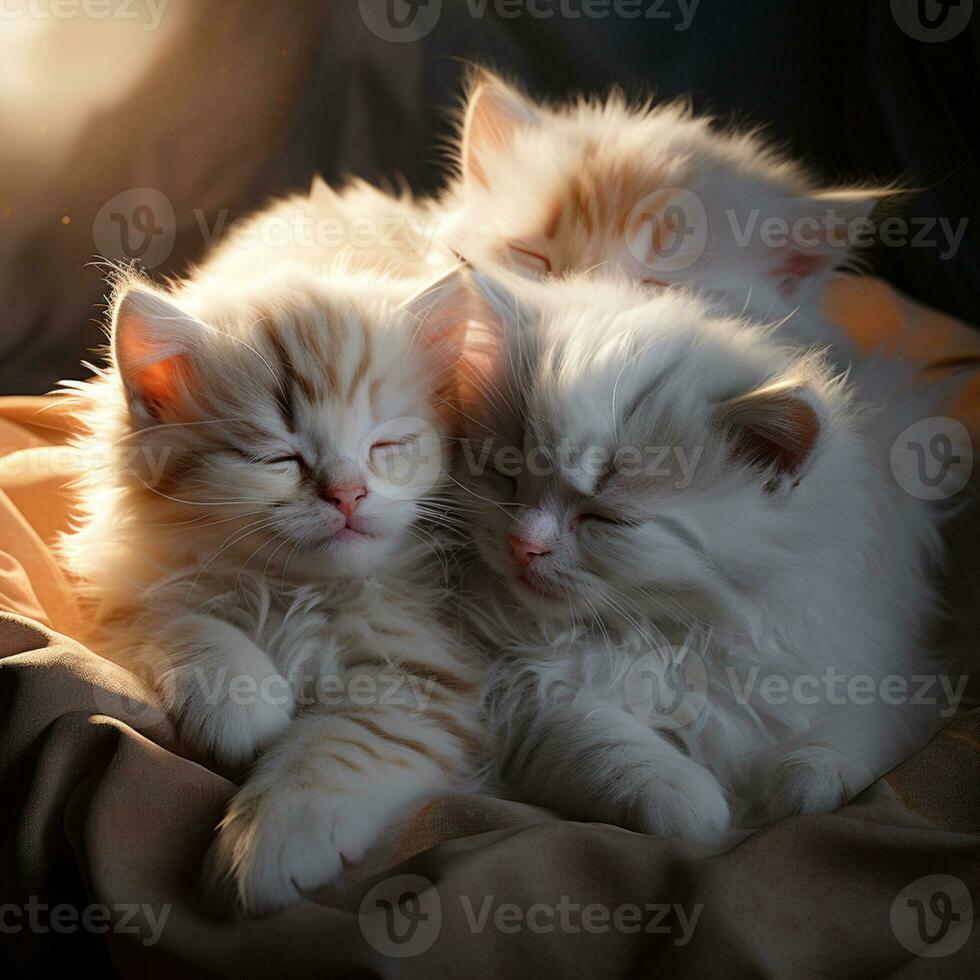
(112, 268, 458, 578)
(456, 272, 830, 624)
(454, 73, 888, 315)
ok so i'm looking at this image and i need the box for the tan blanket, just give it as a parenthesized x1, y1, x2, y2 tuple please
(2, 277, 980, 978)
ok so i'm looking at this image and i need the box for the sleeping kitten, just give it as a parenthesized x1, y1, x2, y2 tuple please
(60, 261, 484, 913)
(287, 71, 887, 367)
(443, 70, 894, 361)
(452, 268, 956, 843)
(198, 174, 451, 283)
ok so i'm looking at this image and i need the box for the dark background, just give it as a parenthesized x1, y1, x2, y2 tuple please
(1, 0, 977, 394)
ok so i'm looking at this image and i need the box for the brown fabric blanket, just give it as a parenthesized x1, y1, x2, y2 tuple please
(2, 278, 980, 978)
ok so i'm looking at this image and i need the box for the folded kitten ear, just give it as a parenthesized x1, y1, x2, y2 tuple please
(461, 73, 539, 188)
(112, 286, 207, 425)
(762, 189, 892, 299)
(715, 379, 820, 487)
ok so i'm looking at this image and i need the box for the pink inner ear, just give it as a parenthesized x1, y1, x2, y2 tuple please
(772, 250, 832, 297)
(462, 81, 536, 189)
(405, 279, 501, 429)
(129, 351, 194, 422)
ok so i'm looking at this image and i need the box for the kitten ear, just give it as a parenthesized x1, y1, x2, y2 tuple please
(461, 73, 539, 188)
(402, 268, 506, 419)
(762, 190, 891, 299)
(715, 379, 820, 486)
(403, 267, 481, 351)
(112, 286, 207, 424)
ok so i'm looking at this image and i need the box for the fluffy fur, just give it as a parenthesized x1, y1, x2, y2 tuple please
(452, 268, 955, 844)
(268, 71, 884, 366)
(59, 256, 485, 914)
(440, 70, 900, 363)
(196, 175, 452, 284)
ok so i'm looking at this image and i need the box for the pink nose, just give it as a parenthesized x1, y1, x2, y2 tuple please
(321, 486, 367, 520)
(508, 535, 552, 568)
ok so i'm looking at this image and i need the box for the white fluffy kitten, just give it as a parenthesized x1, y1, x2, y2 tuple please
(442, 71, 895, 363)
(453, 269, 954, 844)
(61, 260, 484, 913)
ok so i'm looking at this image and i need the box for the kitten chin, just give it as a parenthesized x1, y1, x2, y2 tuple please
(287, 524, 415, 580)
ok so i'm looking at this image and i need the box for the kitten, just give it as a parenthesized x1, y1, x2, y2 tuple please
(282, 71, 888, 367)
(443, 70, 895, 362)
(198, 174, 452, 283)
(452, 268, 956, 844)
(60, 260, 484, 913)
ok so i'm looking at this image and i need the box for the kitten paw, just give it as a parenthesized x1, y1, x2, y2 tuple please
(161, 659, 295, 769)
(622, 759, 731, 847)
(204, 782, 384, 916)
(179, 690, 294, 770)
(158, 619, 297, 769)
(753, 744, 875, 820)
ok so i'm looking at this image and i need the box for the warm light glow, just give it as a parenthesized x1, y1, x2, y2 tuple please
(0, 3, 188, 157)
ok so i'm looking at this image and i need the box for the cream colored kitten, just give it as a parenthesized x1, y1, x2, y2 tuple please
(199, 175, 452, 284)
(60, 259, 484, 914)
(441, 70, 896, 363)
(295, 71, 888, 364)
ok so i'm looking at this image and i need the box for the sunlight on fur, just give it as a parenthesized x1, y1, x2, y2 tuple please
(59, 254, 486, 915)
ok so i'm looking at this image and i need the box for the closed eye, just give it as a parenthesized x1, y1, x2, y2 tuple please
(507, 243, 552, 275)
(265, 454, 306, 468)
(226, 447, 308, 470)
(577, 512, 632, 528)
(371, 439, 408, 452)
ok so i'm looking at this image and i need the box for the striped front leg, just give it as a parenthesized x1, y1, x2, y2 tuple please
(204, 644, 484, 915)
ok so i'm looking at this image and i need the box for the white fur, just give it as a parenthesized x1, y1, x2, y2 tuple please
(230, 74, 882, 365)
(60, 252, 485, 914)
(196, 175, 452, 285)
(456, 270, 953, 843)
